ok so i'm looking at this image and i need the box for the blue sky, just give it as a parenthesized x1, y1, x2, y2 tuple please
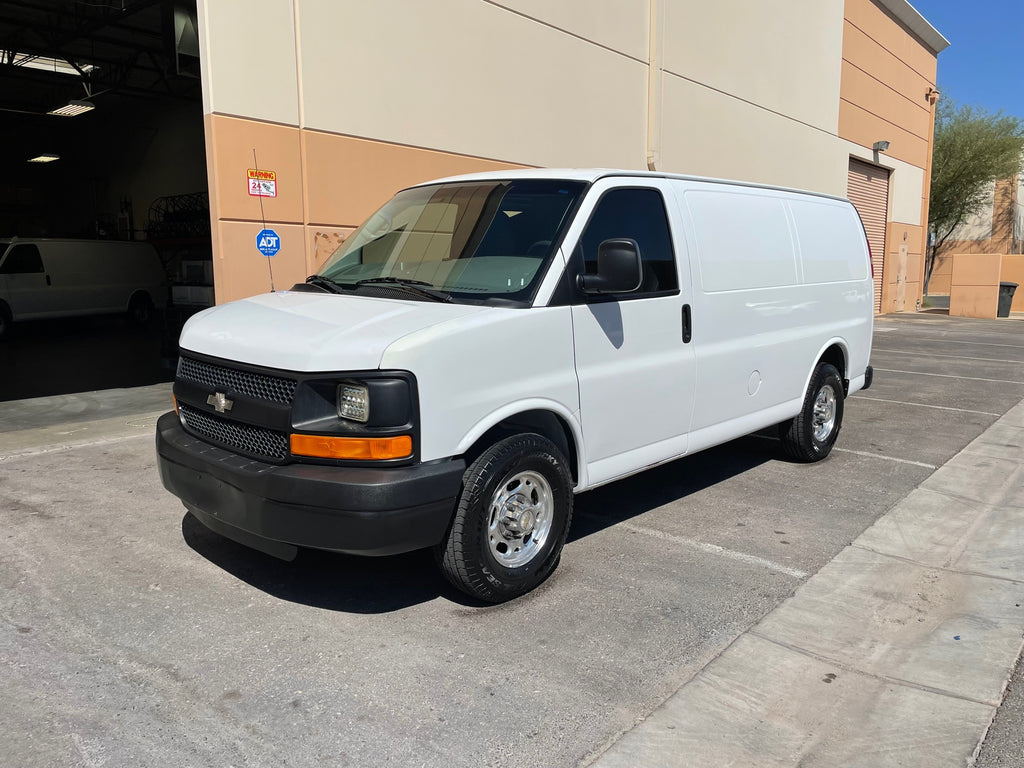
(908, 0, 1024, 117)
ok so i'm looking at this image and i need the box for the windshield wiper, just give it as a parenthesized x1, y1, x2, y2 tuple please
(354, 277, 451, 303)
(305, 274, 346, 294)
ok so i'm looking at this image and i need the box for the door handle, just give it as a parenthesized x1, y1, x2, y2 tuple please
(682, 304, 692, 344)
(45, 274, 51, 286)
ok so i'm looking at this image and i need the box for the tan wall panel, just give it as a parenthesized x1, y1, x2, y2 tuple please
(949, 252, 1002, 319)
(881, 222, 923, 312)
(840, 60, 930, 142)
(1000, 254, 1024, 311)
(661, 75, 847, 196)
(490, 0, 649, 60)
(213, 221, 308, 304)
(663, 0, 844, 133)
(207, 115, 304, 224)
(844, 0, 940, 78)
(842, 23, 935, 119)
(952, 252, 1003, 286)
(929, 252, 953, 294)
(950, 285, 998, 319)
(295, 0, 647, 169)
(302, 131, 524, 228)
(198, 0, 299, 124)
(838, 100, 928, 168)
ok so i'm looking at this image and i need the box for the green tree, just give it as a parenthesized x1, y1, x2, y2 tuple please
(926, 98, 1024, 290)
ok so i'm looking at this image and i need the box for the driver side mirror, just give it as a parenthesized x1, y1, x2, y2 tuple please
(578, 239, 643, 294)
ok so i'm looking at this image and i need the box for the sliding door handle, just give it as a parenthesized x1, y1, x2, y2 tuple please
(682, 304, 692, 344)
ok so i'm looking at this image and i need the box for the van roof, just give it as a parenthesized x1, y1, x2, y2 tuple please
(415, 168, 850, 204)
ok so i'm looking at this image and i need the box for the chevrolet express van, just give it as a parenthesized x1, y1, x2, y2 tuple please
(0, 238, 166, 337)
(157, 169, 874, 602)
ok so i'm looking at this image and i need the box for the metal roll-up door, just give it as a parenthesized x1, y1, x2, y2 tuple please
(847, 158, 890, 313)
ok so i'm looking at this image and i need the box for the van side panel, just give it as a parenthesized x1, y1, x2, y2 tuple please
(380, 305, 581, 466)
(673, 180, 872, 436)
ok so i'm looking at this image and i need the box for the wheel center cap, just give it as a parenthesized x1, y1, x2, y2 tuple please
(502, 495, 535, 536)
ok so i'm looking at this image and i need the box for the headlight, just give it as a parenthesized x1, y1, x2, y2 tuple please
(337, 382, 369, 422)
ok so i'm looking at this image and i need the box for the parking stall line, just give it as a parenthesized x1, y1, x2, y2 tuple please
(831, 447, 937, 470)
(872, 348, 1024, 365)
(748, 433, 937, 469)
(850, 395, 1001, 418)
(872, 332, 1024, 351)
(872, 368, 1024, 386)
(614, 520, 809, 580)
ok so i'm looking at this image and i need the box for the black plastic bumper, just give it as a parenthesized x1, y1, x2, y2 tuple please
(863, 365, 874, 391)
(155, 412, 465, 558)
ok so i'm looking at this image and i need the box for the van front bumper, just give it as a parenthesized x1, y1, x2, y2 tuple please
(155, 412, 465, 558)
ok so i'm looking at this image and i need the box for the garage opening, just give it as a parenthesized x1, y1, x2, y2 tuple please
(847, 158, 890, 314)
(0, 0, 209, 401)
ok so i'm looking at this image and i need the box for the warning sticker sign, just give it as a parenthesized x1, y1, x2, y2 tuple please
(247, 169, 277, 198)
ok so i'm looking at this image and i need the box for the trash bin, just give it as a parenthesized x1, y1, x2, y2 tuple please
(998, 282, 1018, 317)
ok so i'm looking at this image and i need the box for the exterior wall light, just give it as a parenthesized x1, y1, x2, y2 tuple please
(872, 140, 891, 152)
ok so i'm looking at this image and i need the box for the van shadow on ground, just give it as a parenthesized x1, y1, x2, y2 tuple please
(182, 433, 780, 614)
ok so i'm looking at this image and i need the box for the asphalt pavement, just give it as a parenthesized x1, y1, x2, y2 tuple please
(1, 312, 1022, 767)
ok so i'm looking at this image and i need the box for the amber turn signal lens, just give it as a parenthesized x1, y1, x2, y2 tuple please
(289, 434, 413, 460)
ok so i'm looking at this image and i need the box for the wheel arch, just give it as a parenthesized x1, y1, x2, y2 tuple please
(457, 401, 584, 487)
(807, 339, 850, 396)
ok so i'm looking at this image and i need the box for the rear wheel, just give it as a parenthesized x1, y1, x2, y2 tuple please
(437, 433, 573, 603)
(779, 362, 844, 462)
(127, 292, 154, 326)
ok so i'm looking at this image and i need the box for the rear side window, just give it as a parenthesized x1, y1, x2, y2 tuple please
(577, 187, 679, 295)
(0, 244, 44, 274)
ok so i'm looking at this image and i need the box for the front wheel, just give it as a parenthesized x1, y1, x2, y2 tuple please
(779, 362, 845, 462)
(437, 433, 573, 603)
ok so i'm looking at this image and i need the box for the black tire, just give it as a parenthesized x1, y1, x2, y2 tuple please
(778, 362, 845, 462)
(127, 292, 154, 326)
(437, 433, 573, 603)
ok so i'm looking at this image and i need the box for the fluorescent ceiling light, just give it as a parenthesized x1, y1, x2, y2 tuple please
(48, 100, 95, 117)
(12, 53, 98, 76)
(28, 154, 60, 163)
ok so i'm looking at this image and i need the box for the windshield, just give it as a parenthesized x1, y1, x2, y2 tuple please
(317, 180, 585, 304)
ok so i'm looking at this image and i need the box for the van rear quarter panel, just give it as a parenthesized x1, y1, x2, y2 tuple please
(672, 181, 872, 435)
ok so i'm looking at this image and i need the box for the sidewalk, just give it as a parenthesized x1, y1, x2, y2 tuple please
(588, 400, 1024, 767)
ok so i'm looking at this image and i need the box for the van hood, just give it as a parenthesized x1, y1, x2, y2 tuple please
(178, 290, 487, 372)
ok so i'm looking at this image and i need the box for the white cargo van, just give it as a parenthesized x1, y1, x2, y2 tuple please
(157, 170, 874, 602)
(0, 238, 167, 336)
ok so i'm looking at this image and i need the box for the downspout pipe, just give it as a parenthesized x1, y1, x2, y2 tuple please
(646, 0, 663, 171)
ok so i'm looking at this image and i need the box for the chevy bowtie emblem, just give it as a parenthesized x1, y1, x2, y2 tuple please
(207, 392, 234, 413)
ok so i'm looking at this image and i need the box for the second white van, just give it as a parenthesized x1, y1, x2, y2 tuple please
(157, 169, 874, 602)
(0, 238, 167, 336)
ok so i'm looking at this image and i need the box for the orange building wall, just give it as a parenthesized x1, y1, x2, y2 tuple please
(204, 114, 523, 304)
(840, 0, 939, 314)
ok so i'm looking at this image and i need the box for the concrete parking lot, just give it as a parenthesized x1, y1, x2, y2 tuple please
(1, 313, 1022, 767)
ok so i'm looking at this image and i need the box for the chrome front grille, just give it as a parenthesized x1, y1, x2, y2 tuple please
(177, 356, 297, 405)
(178, 403, 289, 462)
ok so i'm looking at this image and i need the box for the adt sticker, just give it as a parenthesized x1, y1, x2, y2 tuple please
(256, 228, 281, 257)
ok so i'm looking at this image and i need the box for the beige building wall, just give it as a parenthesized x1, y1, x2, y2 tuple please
(197, 0, 945, 307)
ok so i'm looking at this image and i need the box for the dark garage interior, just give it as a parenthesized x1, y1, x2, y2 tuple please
(0, 0, 209, 401)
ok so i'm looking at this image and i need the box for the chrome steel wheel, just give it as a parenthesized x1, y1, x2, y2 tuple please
(812, 384, 837, 442)
(487, 469, 554, 568)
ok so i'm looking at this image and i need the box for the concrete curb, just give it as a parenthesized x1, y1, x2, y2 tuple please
(587, 401, 1024, 768)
